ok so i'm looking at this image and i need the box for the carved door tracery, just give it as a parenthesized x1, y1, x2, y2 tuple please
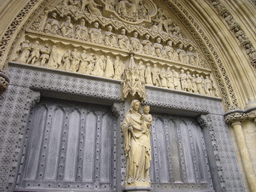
(149, 114, 213, 191)
(16, 98, 117, 191)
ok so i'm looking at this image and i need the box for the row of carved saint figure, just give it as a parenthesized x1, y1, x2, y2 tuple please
(43, 14, 197, 65)
(15, 41, 216, 96)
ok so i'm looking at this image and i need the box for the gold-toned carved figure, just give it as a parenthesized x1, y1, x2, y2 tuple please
(60, 16, 74, 38)
(44, 12, 59, 35)
(160, 67, 167, 88)
(118, 28, 130, 50)
(105, 56, 114, 78)
(142, 34, 153, 55)
(91, 55, 105, 76)
(122, 100, 151, 189)
(104, 25, 117, 47)
(144, 63, 153, 86)
(27, 41, 40, 65)
(172, 69, 181, 90)
(48, 45, 61, 69)
(113, 56, 123, 80)
(40, 43, 50, 66)
(18, 40, 30, 63)
(166, 67, 174, 89)
(78, 50, 88, 74)
(75, 19, 89, 41)
(130, 31, 143, 54)
(81, 0, 102, 16)
(89, 22, 103, 44)
(153, 37, 163, 57)
(62, 49, 72, 71)
(151, 64, 161, 87)
(70, 48, 80, 72)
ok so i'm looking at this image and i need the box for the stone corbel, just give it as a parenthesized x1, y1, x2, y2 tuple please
(0, 68, 9, 94)
(111, 102, 124, 118)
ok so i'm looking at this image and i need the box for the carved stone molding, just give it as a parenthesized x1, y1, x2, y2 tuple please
(224, 108, 256, 124)
(206, 0, 256, 68)
(0, 68, 10, 94)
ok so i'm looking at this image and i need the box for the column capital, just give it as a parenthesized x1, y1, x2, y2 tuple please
(224, 109, 256, 125)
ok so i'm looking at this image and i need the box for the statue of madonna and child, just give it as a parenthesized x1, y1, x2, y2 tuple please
(122, 99, 152, 189)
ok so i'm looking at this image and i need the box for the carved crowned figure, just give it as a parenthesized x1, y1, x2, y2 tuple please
(122, 100, 151, 188)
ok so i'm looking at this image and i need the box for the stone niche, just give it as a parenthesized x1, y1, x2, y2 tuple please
(0, 0, 246, 192)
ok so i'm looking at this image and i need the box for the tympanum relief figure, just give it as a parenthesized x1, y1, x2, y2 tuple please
(40, 43, 50, 66)
(44, 12, 59, 35)
(104, 25, 118, 48)
(122, 100, 152, 189)
(118, 28, 130, 50)
(60, 16, 74, 38)
(89, 22, 103, 44)
(26, 41, 40, 65)
(75, 19, 89, 41)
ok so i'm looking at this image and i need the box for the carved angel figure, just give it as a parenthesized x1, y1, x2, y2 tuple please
(75, 19, 88, 41)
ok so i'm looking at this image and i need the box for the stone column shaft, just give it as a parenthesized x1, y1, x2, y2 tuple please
(232, 121, 256, 191)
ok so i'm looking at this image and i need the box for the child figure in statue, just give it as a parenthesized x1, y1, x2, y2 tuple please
(142, 105, 152, 136)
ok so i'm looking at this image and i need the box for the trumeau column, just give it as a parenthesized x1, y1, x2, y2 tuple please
(225, 111, 256, 192)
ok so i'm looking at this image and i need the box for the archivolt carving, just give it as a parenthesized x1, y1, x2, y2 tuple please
(163, 0, 238, 110)
(207, 0, 256, 68)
